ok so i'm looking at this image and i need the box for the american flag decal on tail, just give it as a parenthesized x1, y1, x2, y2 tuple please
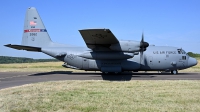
(30, 21, 37, 26)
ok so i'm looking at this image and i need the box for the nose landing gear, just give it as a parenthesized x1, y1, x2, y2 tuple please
(171, 70, 178, 74)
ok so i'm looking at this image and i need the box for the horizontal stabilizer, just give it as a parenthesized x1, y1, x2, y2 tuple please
(4, 44, 41, 52)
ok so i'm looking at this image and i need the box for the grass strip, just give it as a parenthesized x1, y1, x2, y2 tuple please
(0, 80, 200, 112)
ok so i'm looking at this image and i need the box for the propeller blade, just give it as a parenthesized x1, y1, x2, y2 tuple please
(140, 33, 149, 50)
(140, 50, 143, 67)
(140, 33, 149, 66)
(141, 33, 144, 43)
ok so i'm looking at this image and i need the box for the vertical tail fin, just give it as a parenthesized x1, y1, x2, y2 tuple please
(22, 7, 52, 47)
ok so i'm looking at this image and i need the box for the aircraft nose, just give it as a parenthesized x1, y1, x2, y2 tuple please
(188, 57, 198, 67)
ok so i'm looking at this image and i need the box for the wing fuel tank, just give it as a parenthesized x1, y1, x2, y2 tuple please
(78, 52, 134, 60)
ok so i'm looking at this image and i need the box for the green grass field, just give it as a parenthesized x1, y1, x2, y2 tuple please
(0, 80, 200, 112)
(0, 62, 82, 72)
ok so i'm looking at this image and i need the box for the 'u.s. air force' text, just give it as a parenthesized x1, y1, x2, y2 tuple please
(153, 51, 176, 54)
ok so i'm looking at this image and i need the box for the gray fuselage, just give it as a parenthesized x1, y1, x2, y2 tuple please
(41, 45, 197, 72)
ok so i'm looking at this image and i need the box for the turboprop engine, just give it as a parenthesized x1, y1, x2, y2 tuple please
(110, 34, 149, 53)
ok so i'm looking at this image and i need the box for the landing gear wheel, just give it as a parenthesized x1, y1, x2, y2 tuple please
(171, 70, 178, 74)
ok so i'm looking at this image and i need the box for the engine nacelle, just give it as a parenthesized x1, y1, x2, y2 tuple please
(110, 41, 141, 52)
(78, 52, 134, 60)
(110, 40, 149, 52)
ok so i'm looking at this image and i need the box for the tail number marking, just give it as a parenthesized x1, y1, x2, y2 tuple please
(30, 33, 37, 36)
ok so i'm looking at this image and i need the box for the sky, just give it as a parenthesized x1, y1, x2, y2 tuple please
(0, 0, 200, 59)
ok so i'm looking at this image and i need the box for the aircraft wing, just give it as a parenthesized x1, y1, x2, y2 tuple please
(79, 29, 119, 50)
(4, 44, 41, 52)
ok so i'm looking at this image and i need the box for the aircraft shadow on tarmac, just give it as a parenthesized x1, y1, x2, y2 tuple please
(29, 71, 73, 76)
(29, 71, 193, 81)
(29, 71, 134, 81)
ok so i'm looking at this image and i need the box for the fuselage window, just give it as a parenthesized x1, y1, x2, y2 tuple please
(182, 56, 186, 60)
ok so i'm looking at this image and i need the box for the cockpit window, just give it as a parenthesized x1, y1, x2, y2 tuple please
(182, 50, 186, 54)
(177, 49, 186, 54)
(177, 49, 181, 54)
(178, 50, 181, 54)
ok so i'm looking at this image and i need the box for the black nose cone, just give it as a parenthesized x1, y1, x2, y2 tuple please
(143, 42, 149, 47)
(140, 42, 149, 48)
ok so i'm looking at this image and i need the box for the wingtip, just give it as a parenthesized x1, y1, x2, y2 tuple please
(4, 44, 11, 47)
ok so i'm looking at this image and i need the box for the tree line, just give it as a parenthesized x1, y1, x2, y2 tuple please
(187, 52, 200, 58)
(0, 56, 59, 64)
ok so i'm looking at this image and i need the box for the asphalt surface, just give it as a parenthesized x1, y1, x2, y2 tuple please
(0, 71, 200, 90)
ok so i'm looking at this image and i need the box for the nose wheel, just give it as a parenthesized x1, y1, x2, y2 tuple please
(171, 70, 178, 74)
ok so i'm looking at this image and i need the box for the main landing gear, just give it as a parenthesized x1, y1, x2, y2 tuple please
(171, 70, 178, 74)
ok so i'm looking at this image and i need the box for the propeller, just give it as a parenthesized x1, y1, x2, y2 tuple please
(140, 33, 149, 51)
(139, 33, 149, 65)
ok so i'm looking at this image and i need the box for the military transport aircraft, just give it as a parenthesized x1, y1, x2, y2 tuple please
(5, 7, 197, 74)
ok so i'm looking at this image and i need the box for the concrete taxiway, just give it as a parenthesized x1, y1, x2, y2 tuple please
(0, 71, 200, 90)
